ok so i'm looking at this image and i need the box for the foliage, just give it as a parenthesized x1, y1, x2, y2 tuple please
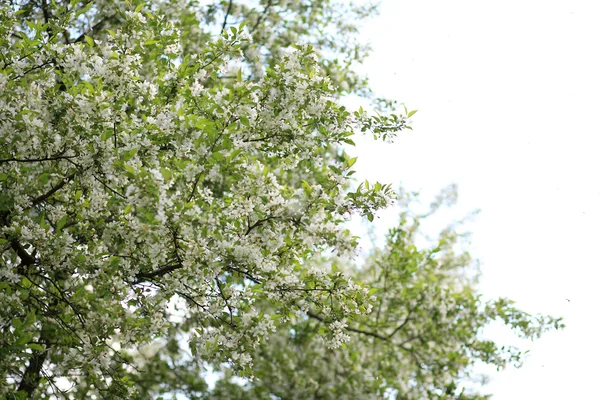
(0, 1, 561, 399)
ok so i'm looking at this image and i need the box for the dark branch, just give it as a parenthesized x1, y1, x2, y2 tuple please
(134, 227, 190, 283)
(17, 323, 50, 398)
(92, 175, 126, 199)
(250, 0, 274, 34)
(10, 238, 37, 267)
(388, 312, 413, 339)
(0, 155, 75, 164)
(40, 0, 54, 37)
(243, 133, 279, 143)
(187, 175, 202, 203)
(215, 277, 235, 326)
(245, 215, 278, 235)
(73, 19, 107, 43)
(17, 341, 48, 397)
(134, 263, 182, 283)
(30, 172, 77, 207)
(306, 311, 389, 342)
(11, 60, 54, 80)
(221, 0, 234, 33)
(225, 265, 262, 284)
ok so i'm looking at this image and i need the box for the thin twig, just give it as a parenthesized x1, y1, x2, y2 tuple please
(221, 0, 234, 33)
(0, 155, 75, 164)
(30, 172, 77, 207)
(250, 0, 274, 34)
(215, 277, 235, 326)
(306, 310, 389, 342)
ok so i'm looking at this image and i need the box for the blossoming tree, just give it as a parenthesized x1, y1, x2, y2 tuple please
(0, 1, 561, 399)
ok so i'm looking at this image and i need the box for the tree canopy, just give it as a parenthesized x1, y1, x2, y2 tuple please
(0, 1, 562, 399)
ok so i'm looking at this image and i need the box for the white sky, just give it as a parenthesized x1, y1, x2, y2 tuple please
(350, 0, 600, 398)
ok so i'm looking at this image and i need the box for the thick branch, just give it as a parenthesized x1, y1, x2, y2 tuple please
(17, 346, 47, 397)
(10, 239, 37, 267)
(17, 328, 49, 398)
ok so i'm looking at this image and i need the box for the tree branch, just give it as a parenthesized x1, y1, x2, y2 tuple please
(221, 0, 234, 33)
(73, 19, 107, 43)
(10, 238, 37, 267)
(245, 215, 278, 235)
(0, 155, 75, 164)
(225, 264, 262, 284)
(17, 337, 48, 397)
(30, 172, 77, 207)
(250, 0, 274, 34)
(215, 277, 235, 326)
(15, 285, 52, 398)
(306, 311, 389, 342)
(388, 309, 414, 339)
(134, 263, 182, 283)
(92, 174, 126, 199)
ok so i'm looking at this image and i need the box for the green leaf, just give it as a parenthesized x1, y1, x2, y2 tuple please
(329, 165, 341, 174)
(56, 215, 67, 232)
(134, 3, 145, 13)
(39, 173, 50, 185)
(123, 148, 138, 162)
(160, 168, 173, 181)
(12, 318, 23, 330)
(347, 157, 357, 168)
(84, 35, 94, 47)
(101, 129, 112, 141)
(15, 332, 33, 346)
(28, 343, 45, 352)
(124, 164, 136, 176)
(407, 109, 418, 118)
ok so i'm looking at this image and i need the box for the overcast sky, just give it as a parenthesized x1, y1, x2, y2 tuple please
(350, 0, 600, 398)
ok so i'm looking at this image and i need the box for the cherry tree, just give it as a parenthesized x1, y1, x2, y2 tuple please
(0, 1, 561, 398)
